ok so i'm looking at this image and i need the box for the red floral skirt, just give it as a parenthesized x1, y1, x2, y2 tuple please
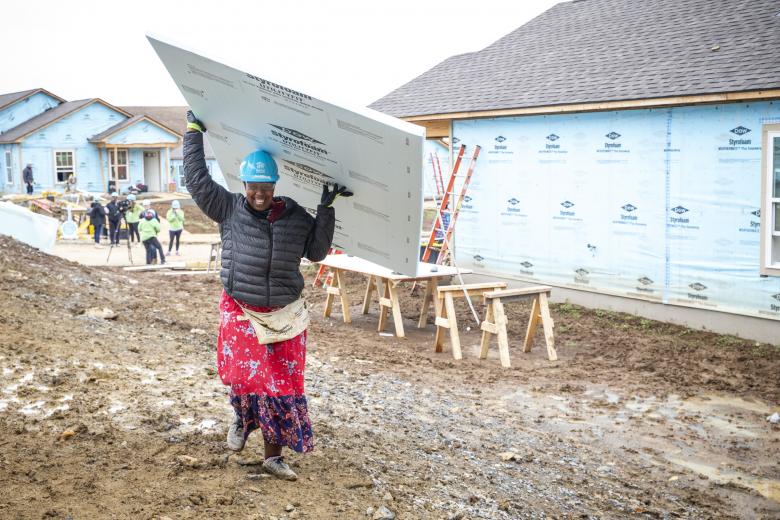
(217, 290, 313, 453)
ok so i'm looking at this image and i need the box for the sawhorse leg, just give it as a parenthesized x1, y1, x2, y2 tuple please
(417, 278, 438, 328)
(523, 294, 556, 361)
(444, 293, 462, 359)
(479, 299, 511, 368)
(362, 275, 378, 314)
(377, 278, 405, 338)
(323, 268, 351, 323)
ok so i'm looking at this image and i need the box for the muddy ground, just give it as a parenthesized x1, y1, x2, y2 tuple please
(0, 235, 778, 519)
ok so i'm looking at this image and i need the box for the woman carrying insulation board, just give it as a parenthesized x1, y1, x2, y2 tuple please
(183, 111, 351, 481)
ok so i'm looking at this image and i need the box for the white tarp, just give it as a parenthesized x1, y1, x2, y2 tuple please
(148, 35, 425, 276)
(0, 202, 59, 253)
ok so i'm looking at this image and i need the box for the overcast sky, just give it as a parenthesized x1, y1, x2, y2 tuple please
(2, 0, 560, 108)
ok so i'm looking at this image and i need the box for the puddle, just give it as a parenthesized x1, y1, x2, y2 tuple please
(197, 419, 217, 430)
(45, 404, 69, 417)
(108, 403, 126, 414)
(667, 456, 780, 503)
(20, 401, 46, 415)
(682, 395, 774, 415)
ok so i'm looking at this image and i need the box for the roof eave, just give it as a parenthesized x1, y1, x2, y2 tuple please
(398, 88, 780, 122)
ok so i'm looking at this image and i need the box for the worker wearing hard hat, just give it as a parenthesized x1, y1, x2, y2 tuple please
(125, 194, 143, 244)
(141, 199, 159, 221)
(106, 192, 122, 246)
(184, 110, 351, 481)
(166, 200, 185, 256)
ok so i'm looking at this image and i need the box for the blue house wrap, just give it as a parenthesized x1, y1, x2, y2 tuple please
(370, 0, 780, 332)
(0, 88, 182, 194)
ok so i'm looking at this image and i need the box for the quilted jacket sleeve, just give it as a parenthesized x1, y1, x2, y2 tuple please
(304, 205, 335, 262)
(183, 131, 234, 223)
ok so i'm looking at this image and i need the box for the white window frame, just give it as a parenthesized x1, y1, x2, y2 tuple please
(109, 148, 129, 182)
(760, 124, 780, 276)
(53, 149, 76, 184)
(4, 150, 12, 185)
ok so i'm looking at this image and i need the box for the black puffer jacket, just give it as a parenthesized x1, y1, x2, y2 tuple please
(184, 131, 334, 307)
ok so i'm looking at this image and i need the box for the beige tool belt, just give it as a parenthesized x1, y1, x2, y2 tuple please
(237, 298, 309, 344)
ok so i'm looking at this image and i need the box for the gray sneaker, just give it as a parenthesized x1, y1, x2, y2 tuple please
(226, 416, 245, 451)
(262, 456, 298, 481)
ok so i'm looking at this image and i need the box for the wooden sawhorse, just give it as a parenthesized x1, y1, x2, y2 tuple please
(479, 286, 557, 367)
(434, 282, 508, 360)
(318, 254, 470, 338)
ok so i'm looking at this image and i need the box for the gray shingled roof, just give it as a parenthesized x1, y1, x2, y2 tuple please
(0, 89, 38, 111)
(121, 106, 215, 159)
(0, 99, 94, 143)
(370, 0, 780, 118)
(88, 114, 181, 143)
(0, 88, 65, 112)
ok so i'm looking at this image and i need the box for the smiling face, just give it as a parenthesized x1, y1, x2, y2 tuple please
(245, 182, 276, 212)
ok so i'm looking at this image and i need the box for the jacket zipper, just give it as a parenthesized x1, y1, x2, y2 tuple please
(266, 221, 273, 306)
(227, 220, 235, 292)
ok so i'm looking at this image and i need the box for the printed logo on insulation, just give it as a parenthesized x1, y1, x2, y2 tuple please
(636, 276, 655, 294)
(598, 131, 629, 153)
(540, 133, 566, 154)
(613, 203, 645, 227)
(574, 268, 590, 284)
(687, 282, 709, 301)
(738, 208, 761, 233)
(554, 200, 581, 222)
(280, 160, 333, 193)
(490, 135, 512, 155)
(720, 125, 757, 151)
(268, 123, 334, 163)
(501, 196, 526, 217)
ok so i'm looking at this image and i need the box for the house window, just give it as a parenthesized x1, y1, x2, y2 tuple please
(4, 150, 12, 184)
(109, 148, 129, 181)
(177, 163, 210, 188)
(54, 150, 75, 183)
(761, 124, 780, 276)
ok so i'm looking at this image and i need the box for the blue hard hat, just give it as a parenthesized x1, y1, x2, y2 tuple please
(239, 150, 279, 183)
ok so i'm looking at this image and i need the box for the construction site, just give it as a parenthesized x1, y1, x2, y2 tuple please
(2, 0, 780, 519)
(0, 172, 778, 520)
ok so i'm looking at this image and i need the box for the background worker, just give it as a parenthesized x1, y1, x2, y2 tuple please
(142, 199, 159, 221)
(88, 199, 107, 248)
(22, 164, 34, 195)
(139, 211, 165, 265)
(106, 192, 122, 246)
(125, 194, 143, 243)
(184, 110, 351, 481)
(166, 200, 185, 256)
